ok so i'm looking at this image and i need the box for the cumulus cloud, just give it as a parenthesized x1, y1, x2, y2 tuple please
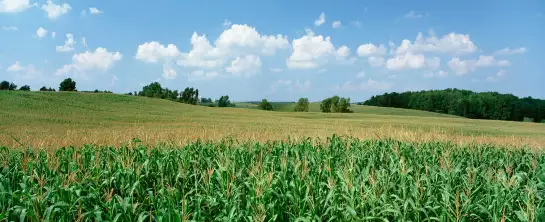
(89, 7, 102, 14)
(314, 12, 325, 26)
(494, 47, 527, 56)
(56, 48, 122, 76)
(135, 41, 181, 63)
(392, 31, 477, 55)
(332, 21, 341, 28)
(225, 55, 262, 76)
(448, 55, 507, 75)
(386, 53, 426, 70)
(41, 0, 71, 20)
(0, 0, 33, 13)
(333, 79, 393, 92)
(56, 33, 75, 52)
(36, 27, 47, 38)
(286, 31, 338, 69)
(357, 43, 386, 57)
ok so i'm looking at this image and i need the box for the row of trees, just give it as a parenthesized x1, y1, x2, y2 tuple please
(362, 88, 545, 122)
(1, 78, 78, 92)
(135, 82, 234, 107)
(321, 96, 352, 113)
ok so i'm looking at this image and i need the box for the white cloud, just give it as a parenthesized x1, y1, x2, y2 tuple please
(225, 55, 262, 76)
(89, 7, 102, 14)
(393, 31, 477, 55)
(314, 12, 325, 26)
(357, 43, 386, 57)
(287, 31, 336, 69)
(51, 31, 56, 38)
(135, 41, 180, 63)
(56, 33, 75, 52)
(335, 45, 355, 64)
(368, 56, 385, 67)
(176, 24, 288, 72)
(41, 0, 71, 20)
(56, 47, 122, 76)
(6, 61, 41, 79)
(36, 27, 47, 38)
(0, 0, 32, 13)
(447, 55, 506, 75)
(2, 26, 18, 31)
(332, 21, 341, 28)
(386, 52, 426, 70)
(270, 68, 283, 73)
(222, 19, 232, 28)
(334, 79, 393, 92)
(404, 10, 427, 19)
(494, 47, 527, 56)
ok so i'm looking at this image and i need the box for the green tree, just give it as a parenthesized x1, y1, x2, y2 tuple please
(140, 82, 163, 98)
(294, 98, 310, 112)
(19, 85, 30, 91)
(320, 98, 332, 113)
(0, 81, 10, 90)
(218, 95, 232, 107)
(59, 78, 77, 91)
(258, 99, 274, 111)
(179, 87, 199, 105)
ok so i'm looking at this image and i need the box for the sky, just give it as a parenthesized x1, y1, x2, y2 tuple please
(0, 0, 543, 102)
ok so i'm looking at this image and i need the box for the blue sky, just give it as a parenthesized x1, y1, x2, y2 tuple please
(1, 0, 543, 101)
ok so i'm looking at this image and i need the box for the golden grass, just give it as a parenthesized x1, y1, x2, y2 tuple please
(1, 91, 544, 149)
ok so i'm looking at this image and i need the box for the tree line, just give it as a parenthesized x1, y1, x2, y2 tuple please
(131, 82, 234, 107)
(362, 88, 545, 122)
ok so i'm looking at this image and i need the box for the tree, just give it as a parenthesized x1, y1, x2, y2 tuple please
(259, 99, 274, 111)
(201, 97, 213, 103)
(339, 97, 352, 113)
(294, 98, 310, 112)
(59, 78, 77, 91)
(320, 98, 332, 113)
(0, 81, 10, 90)
(19, 85, 30, 91)
(140, 82, 163, 98)
(179, 87, 199, 105)
(218, 95, 232, 107)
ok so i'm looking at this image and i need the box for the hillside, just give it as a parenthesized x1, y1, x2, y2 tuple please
(234, 102, 461, 118)
(1, 91, 545, 148)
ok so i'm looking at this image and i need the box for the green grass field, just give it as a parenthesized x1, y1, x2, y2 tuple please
(2, 91, 545, 221)
(1, 91, 545, 148)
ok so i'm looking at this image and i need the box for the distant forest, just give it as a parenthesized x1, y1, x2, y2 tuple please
(362, 89, 545, 123)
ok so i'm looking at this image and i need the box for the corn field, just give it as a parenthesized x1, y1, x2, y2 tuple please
(1, 136, 544, 221)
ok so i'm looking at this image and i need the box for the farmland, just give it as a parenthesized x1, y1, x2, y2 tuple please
(1, 91, 545, 148)
(1, 137, 544, 221)
(1, 91, 545, 221)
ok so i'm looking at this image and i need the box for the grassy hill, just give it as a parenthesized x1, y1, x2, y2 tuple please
(1, 91, 545, 148)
